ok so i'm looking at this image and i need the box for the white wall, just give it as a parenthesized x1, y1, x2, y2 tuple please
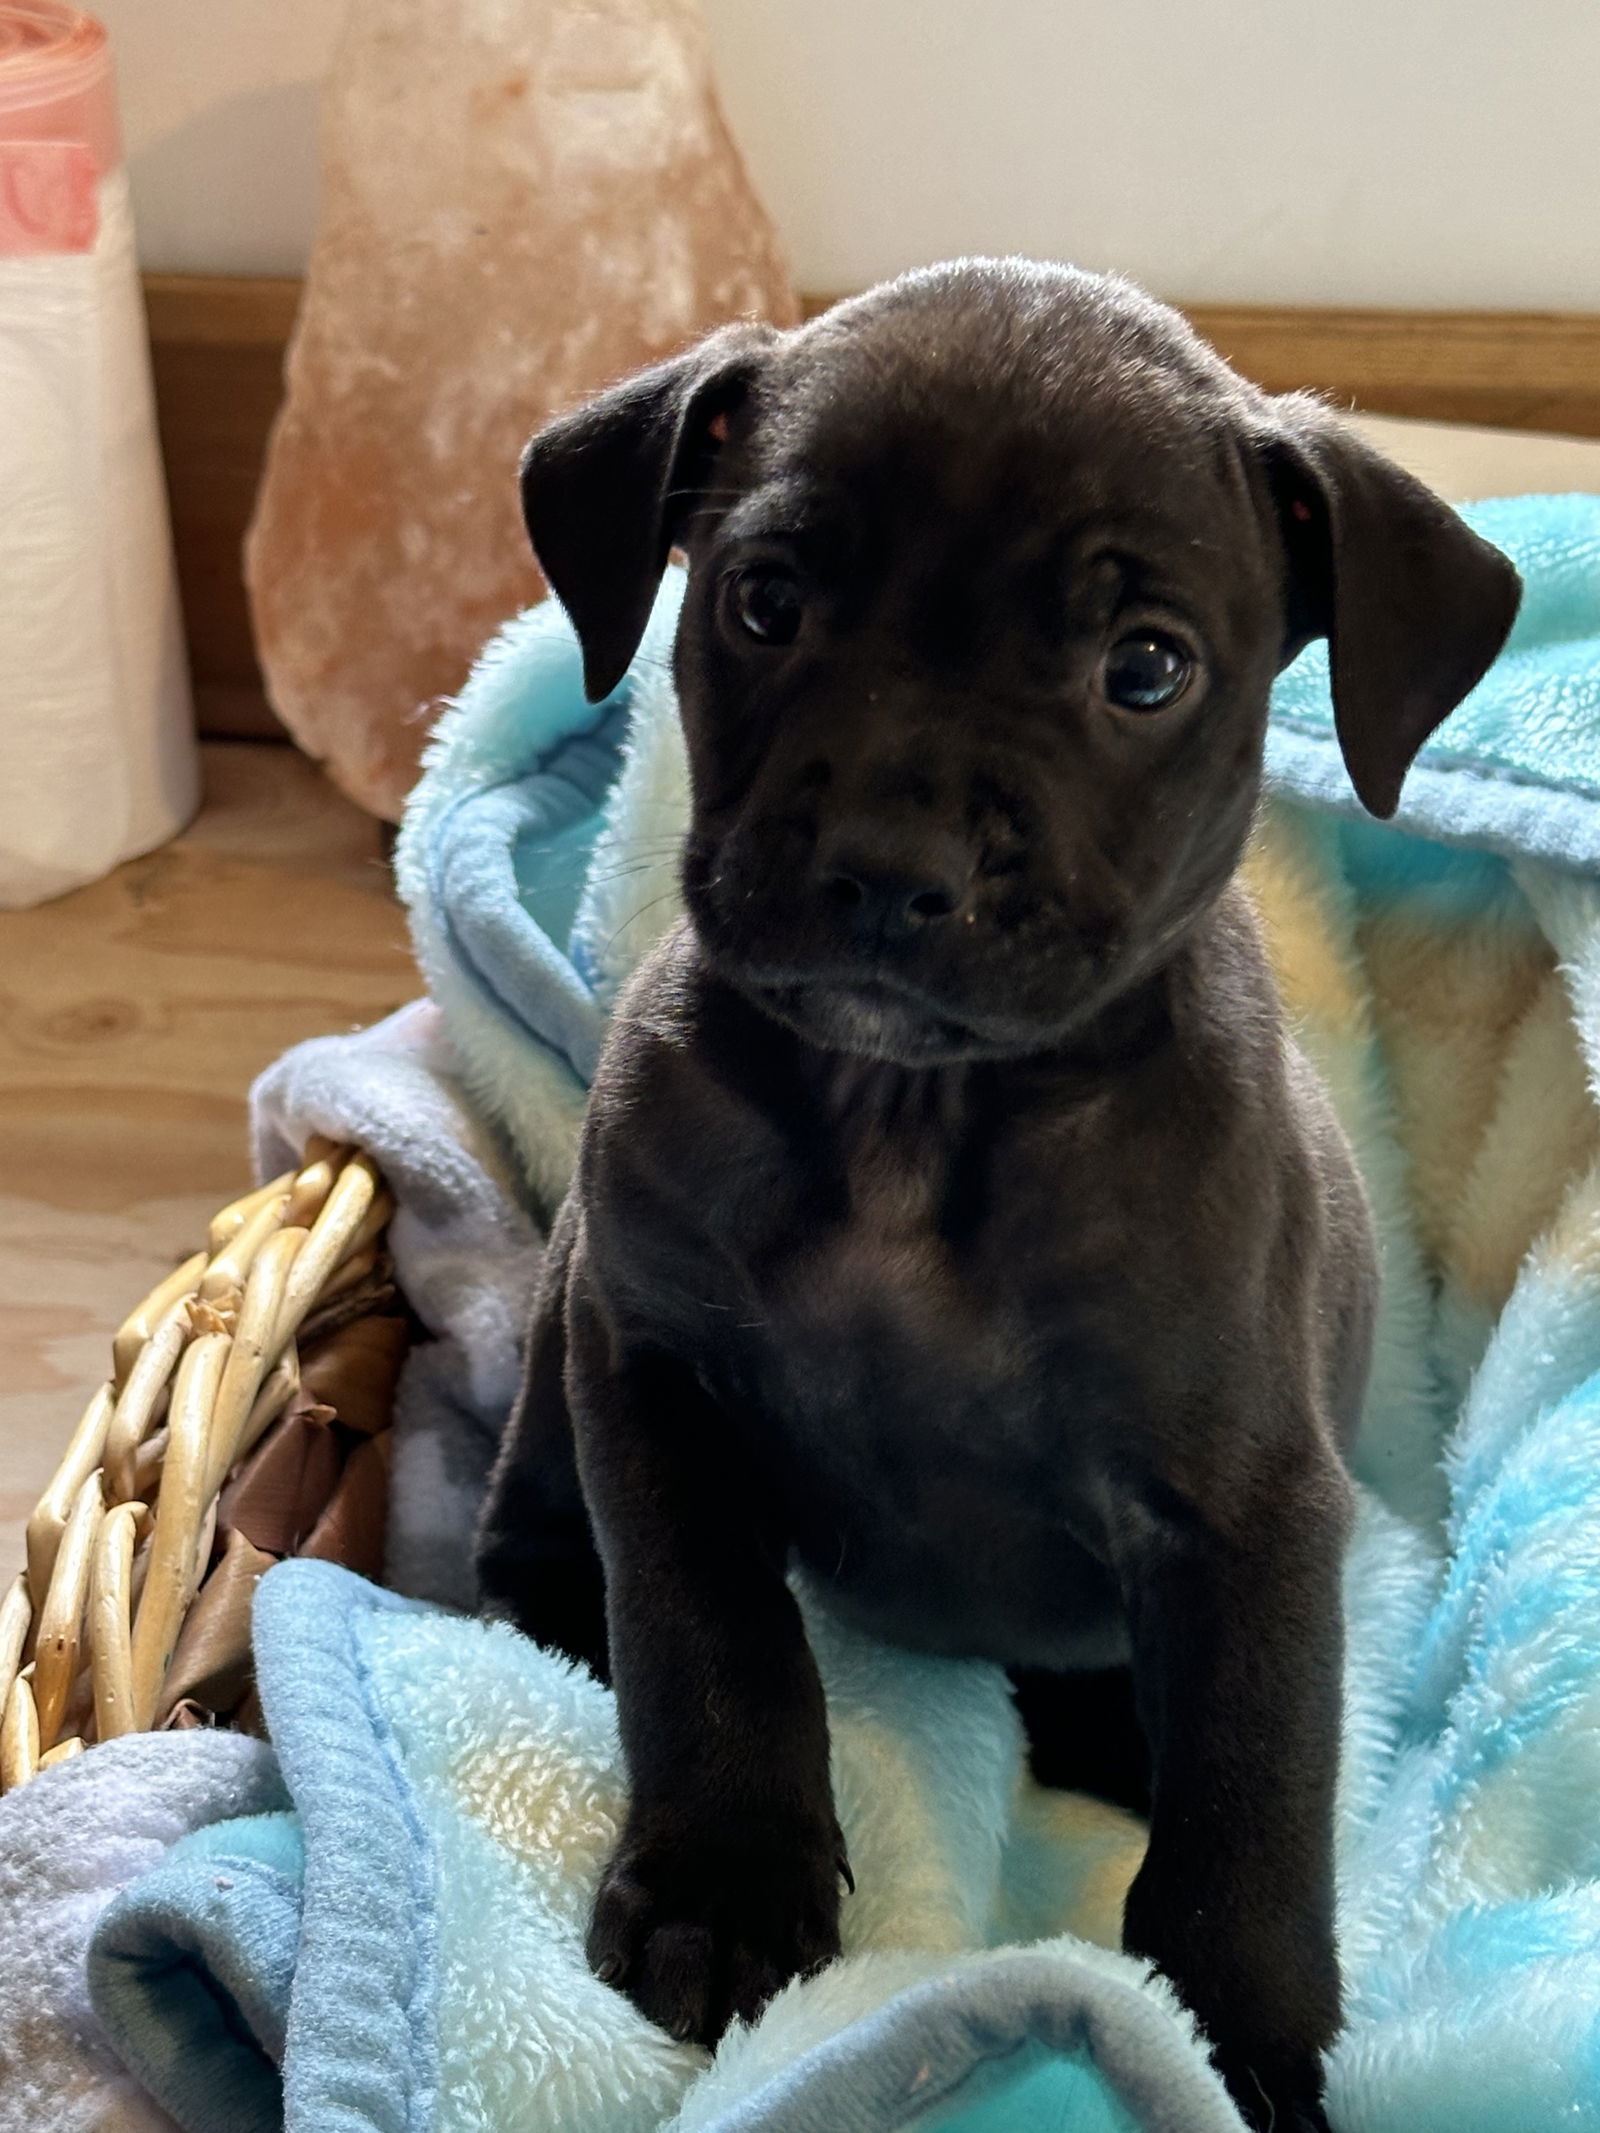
(101, 0, 1600, 309)
(96, 0, 339, 277)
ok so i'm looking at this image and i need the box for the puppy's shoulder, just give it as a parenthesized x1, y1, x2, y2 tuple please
(586, 920, 789, 1148)
(1171, 878, 1290, 1080)
(599, 919, 709, 1061)
(586, 921, 716, 1124)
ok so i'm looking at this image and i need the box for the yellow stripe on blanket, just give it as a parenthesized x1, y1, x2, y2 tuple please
(1361, 897, 1551, 1291)
(1444, 972, 1600, 1315)
(1242, 809, 1373, 1055)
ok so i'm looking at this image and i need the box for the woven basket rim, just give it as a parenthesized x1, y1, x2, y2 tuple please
(0, 1140, 397, 1791)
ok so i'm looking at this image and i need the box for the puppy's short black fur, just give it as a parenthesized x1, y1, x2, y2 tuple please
(478, 259, 1520, 2130)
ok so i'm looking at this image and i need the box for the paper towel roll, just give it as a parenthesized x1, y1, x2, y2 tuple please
(0, 3, 196, 909)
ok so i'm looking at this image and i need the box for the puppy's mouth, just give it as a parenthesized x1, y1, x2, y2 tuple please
(741, 971, 1000, 1066)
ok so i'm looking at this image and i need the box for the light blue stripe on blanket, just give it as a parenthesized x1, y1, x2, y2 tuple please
(89, 1813, 304, 2133)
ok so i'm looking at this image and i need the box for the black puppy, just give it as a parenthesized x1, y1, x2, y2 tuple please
(478, 259, 1519, 2130)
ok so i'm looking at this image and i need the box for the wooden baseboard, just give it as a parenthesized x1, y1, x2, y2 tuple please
(1182, 305, 1600, 437)
(146, 274, 1600, 741)
(144, 277, 302, 740)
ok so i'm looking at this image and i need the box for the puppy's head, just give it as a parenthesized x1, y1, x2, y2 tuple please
(522, 260, 1519, 1065)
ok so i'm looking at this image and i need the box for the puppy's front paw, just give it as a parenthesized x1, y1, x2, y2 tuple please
(587, 1812, 846, 2045)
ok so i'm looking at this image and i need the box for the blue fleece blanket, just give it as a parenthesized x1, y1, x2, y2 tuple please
(91, 495, 1600, 2133)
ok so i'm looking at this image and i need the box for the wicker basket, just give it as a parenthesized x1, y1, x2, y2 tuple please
(0, 1141, 407, 1792)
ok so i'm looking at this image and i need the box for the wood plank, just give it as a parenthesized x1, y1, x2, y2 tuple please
(1183, 306, 1600, 438)
(0, 740, 412, 1206)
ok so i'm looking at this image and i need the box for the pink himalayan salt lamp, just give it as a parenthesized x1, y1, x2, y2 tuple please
(247, 0, 796, 820)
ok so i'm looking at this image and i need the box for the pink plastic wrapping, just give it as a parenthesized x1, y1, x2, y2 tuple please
(0, 3, 116, 255)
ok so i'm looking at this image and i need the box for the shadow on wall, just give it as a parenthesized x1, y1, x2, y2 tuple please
(128, 80, 323, 278)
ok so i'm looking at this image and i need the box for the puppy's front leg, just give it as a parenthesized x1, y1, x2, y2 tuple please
(568, 1280, 845, 2045)
(1113, 1454, 1351, 2133)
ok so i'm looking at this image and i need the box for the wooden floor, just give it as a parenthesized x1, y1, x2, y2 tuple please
(0, 742, 416, 1579)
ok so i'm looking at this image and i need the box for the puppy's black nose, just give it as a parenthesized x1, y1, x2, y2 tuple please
(814, 823, 972, 942)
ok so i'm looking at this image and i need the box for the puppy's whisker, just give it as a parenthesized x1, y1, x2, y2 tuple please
(587, 861, 669, 878)
(598, 890, 682, 958)
(520, 836, 682, 861)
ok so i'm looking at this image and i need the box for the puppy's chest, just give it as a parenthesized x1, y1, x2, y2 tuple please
(646, 1057, 1201, 1457)
(733, 1123, 1070, 1428)
(770, 1146, 1003, 1365)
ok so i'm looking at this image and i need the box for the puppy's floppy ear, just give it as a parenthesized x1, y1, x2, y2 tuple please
(1263, 395, 1521, 817)
(520, 322, 777, 703)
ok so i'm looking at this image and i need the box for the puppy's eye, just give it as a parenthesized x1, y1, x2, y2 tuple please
(730, 568, 803, 645)
(1101, 633, 1193, 712)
